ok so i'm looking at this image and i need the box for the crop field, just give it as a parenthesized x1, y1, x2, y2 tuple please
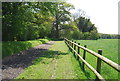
(16, 39, 119, 79)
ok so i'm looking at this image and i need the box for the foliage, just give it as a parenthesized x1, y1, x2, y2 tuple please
(73, 17, 99, 40)
(100, 33, 120, 39)
(2, 39, 49, 58)
(60, 23, 78, 39)
(2, 2, 74, 41)
(72, 30, 83, 39)
(50, 2, 74, 38)
(89, 30, 100, 40)
(60, 16, 100, 40)
(2, 2, 100, 41)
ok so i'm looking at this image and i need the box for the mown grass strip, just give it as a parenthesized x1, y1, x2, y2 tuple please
(16, 41, 88, 79)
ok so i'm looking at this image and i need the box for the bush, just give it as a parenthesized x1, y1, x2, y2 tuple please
(83, 32, 90, 40)
(72, 31, 83, 39)
(2, 39, 49, 58)
(90, 31, 99, 40)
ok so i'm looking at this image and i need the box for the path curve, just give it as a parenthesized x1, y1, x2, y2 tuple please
(2, 41, 55, 79)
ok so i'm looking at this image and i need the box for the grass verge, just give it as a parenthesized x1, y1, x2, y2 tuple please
(2, 39, 49, 58)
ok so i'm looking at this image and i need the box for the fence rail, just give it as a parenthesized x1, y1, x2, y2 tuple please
(64, 38, 120, 81)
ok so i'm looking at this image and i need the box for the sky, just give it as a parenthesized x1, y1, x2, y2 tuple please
(67, 0, 119, 34)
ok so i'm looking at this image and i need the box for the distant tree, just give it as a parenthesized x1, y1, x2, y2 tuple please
(75, 17, 97, 33)
(50, 2, 74, 39)
(90, 30, 100, 40)
(72, 16, 99, 40)
(100, 34, 120, 39)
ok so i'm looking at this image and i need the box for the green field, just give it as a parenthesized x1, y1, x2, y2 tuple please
(75, 39, 119, 79)
(2, 39, 49, 58)
(16, 39, 119, 79)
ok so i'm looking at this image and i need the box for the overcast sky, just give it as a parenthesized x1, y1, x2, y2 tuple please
(67, 0, 119, 34)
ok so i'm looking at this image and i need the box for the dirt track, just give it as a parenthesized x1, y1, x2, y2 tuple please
(2, 41, 54, 80)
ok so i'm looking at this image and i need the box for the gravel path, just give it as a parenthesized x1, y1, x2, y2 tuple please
(2, 41, 55, 80)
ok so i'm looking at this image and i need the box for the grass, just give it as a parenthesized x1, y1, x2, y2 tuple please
(2, 39, 49, 58)
(16, 41, 88, 79)
(74, 39, 119, 79)
(7, 39, 119, 79)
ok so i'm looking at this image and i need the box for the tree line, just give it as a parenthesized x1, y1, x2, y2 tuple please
(2, 2, 99, 41)
(100, 34, 120, 39)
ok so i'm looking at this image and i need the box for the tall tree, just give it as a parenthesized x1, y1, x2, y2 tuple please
(50, 2, 74, 38)
(2, 2, 54, 41)
(75, 17, 97, 33)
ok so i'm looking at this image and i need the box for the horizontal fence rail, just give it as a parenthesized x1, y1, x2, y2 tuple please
(64, 38, 120, 81)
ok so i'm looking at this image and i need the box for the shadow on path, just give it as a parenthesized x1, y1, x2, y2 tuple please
(2, 41, 54, 79)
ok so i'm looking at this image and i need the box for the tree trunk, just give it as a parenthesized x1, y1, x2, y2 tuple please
(55, 22, 59, 39)
(54, 12, 59, 39)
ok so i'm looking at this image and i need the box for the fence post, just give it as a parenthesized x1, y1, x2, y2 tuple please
(68, 40, 70, 49)
(74, 41, 76, 57)
(77, 43, 80, 60)
(70, 41, 72, 52)
(82, 45, 87, 70)
(64, 38, 66, 44)
(72, 41, 73, 52)
(96, 49, 102, 80)
(66, 39, 67, 44)
(69, 41, 71, 50)
(72, 40, 73, 48)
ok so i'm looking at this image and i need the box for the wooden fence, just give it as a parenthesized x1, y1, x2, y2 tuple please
(64, 38, 120, 81)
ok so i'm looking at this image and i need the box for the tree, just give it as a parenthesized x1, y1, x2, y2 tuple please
(100, 34, 120, 39)
(90, 30, 100, 40)
(2, 2, 27, 41)
(2, 2, 75, 41)
(50, 2, 74, 38)
(72, 16, 99, 40)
